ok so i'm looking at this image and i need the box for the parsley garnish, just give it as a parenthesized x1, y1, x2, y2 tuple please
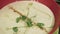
(28, 3, 33, 7)
(16, 15, 27, 23)
(13, 27, 18, 32)
(16, 17, 21, 23)
(36, 23, 44, 29)
(26, 19, 33, 27)
(21, 15, 27, 20)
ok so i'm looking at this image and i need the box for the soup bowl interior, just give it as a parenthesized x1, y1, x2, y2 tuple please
(0, 0, 60, 34)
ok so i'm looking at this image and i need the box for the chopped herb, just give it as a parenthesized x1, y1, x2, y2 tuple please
(26, 19, 33, 27)
(36, 23, 44, 29)
(21, 15, 27, 20)
(13, 27, 18, 32)
(28, 3, 33, 7)
(16, 17, 21, 23)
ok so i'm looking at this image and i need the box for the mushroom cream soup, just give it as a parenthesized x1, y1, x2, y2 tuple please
(0, 1, 54, 34)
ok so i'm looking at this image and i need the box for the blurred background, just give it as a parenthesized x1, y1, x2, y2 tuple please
(56, 0, 60, 5)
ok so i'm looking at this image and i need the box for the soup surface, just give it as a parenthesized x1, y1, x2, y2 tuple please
(0, 1, 54, 34)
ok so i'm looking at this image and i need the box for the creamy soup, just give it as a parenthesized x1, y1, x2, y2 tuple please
(0, 1, 55, 34)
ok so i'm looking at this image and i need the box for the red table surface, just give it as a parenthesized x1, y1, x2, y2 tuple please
(0, 0, 60, 34)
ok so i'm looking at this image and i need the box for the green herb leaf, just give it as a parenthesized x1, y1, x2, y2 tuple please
(28, 3, 33, 7)
(21, 15, 27, 20)
(16, 17, 21, 23)
(36, 23, 44, 29)
(26, 19, 33, 27)
(13, 27, 18, 32)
